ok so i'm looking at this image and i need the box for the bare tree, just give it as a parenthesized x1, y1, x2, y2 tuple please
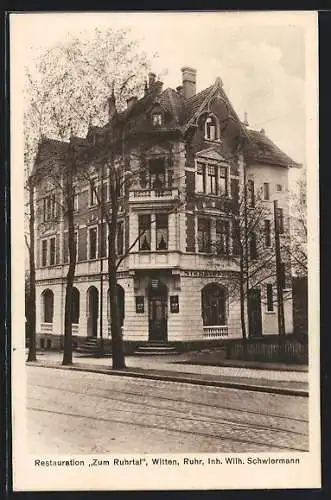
(24, 27, 151, 366)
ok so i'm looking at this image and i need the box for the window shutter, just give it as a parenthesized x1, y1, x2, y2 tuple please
(78, 227, 87, 261)
(186, 213, 195, 252)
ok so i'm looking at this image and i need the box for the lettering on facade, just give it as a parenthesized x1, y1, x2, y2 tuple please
(182, 270, 227, 278)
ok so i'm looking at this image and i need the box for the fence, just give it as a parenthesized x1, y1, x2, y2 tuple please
(226, 338, 308, 364)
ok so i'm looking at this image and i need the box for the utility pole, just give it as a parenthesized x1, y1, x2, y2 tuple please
(99, 162, 104, 356)
(273, 200, 285, 337)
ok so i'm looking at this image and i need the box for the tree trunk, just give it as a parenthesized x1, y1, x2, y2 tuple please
(108, 263, 126, 369)
(239, 249, 248, 356)
(62, 155, 76, 366)
(27, 180, 36, 362)
(107, 161, 126, 370)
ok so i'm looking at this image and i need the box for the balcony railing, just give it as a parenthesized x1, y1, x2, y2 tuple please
(202, 325, 228, 339)
(129, 188, 179, 202)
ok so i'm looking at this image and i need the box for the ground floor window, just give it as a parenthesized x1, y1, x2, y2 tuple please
(201, 284, 227, 326)
(42, 289, 54, 323)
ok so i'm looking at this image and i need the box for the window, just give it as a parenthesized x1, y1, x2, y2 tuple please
(216, 219, 230, 255)
(201, 284, 227, 326)
(43, 193, 57, 222)
(219, 167, 228, 196)
(117, 221, 124, 255)
(150, 158, 166, 191)
(248, 180, 255, 207)
(264, 220, 271, 247)
(152, 113, 162, 127)
(196, 163, 205, 192)
(49, 237, 56, 266)
(231, 178, 239, 212)
(139, 214, 151, 251)
(205, 116, 218, 140)
(249, 232, 258, 259)
(42, 289, 54, 323)
(73, 186, 79, 211)
(263, 182, 270, 200)
(207, 165, 217, 195)
(72, 287, 80, 324)
(41, 240, 47, 267)
(198, 218, 211, 253)
(266, 284, 274, 312)
(88, 227, 98, 259)
(89, 179, 98, 207)
(276, 184, 282, 192)
(156, 214, 168, 251)
(276, 208, 284, 234)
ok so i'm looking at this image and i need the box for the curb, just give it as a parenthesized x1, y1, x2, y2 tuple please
(27, 362, 309, 398)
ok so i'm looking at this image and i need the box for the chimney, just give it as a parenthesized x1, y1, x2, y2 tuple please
(126, 96, 137, 110)
(148, 72, 156, 88)
(154, 81, 163, 94)
(260, 128, 265, 135)
(181, 67, 197, 99)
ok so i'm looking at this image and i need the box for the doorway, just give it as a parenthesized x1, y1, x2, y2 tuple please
(87, 286, 99, 337)
(248, 288, 262, 337)
(148, 280, 168, 342)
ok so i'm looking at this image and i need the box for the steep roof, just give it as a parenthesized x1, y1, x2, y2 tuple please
(245, 129, 300, 168)
(32, 138, 69, 177)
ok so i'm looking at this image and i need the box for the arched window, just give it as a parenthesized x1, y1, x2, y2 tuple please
(42, 289, 54, 323)
(72, 287, 80, 324)
(205, 115, 219, 141)
(201, 284, 227, 326)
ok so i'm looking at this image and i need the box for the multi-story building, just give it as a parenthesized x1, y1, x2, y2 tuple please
(32, 67, 299, 350)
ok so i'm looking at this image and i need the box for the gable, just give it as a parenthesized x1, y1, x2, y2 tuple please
(196, 147, 229, 163)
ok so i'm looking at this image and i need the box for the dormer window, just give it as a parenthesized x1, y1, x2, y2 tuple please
(205, 115, 219, 141)
(152, 113, 162, 127)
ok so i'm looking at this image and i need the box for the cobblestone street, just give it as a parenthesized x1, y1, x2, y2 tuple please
(27, 366, 309, 454)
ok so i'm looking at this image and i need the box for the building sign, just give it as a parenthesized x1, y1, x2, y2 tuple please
(170, 295, 179, 313)
(151, 279, 159, 289)
(135, 296, 144, 313)
(182, 270, 229, 278)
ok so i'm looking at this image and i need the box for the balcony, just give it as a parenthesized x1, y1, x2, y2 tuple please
(129, 188, 179, 204)
(129, 251, 180, 270)
(202, 325, 228, 339)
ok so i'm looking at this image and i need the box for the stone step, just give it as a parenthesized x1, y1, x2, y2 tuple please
(134, 343, 178, 355)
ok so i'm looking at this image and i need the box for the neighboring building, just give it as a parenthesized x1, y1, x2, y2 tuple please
(32, 67, 300, 349)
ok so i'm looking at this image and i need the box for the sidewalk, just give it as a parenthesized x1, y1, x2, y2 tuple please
(27, 351, 309, 397)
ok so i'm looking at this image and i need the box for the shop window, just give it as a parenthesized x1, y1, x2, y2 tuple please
(201, 284, 227, 325)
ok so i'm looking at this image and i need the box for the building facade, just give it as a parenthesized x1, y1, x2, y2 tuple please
(32, 67, 299, 349)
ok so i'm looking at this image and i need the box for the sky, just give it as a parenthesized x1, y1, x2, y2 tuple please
(11, 11, 317, 166)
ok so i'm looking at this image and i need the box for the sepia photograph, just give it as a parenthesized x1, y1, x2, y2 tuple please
(10, 11, 320, 491)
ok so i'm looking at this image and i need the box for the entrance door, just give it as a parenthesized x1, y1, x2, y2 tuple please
(148, 281, 168, 342)
(248, 288, 262, 337)
(87, 286, 99, 337)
